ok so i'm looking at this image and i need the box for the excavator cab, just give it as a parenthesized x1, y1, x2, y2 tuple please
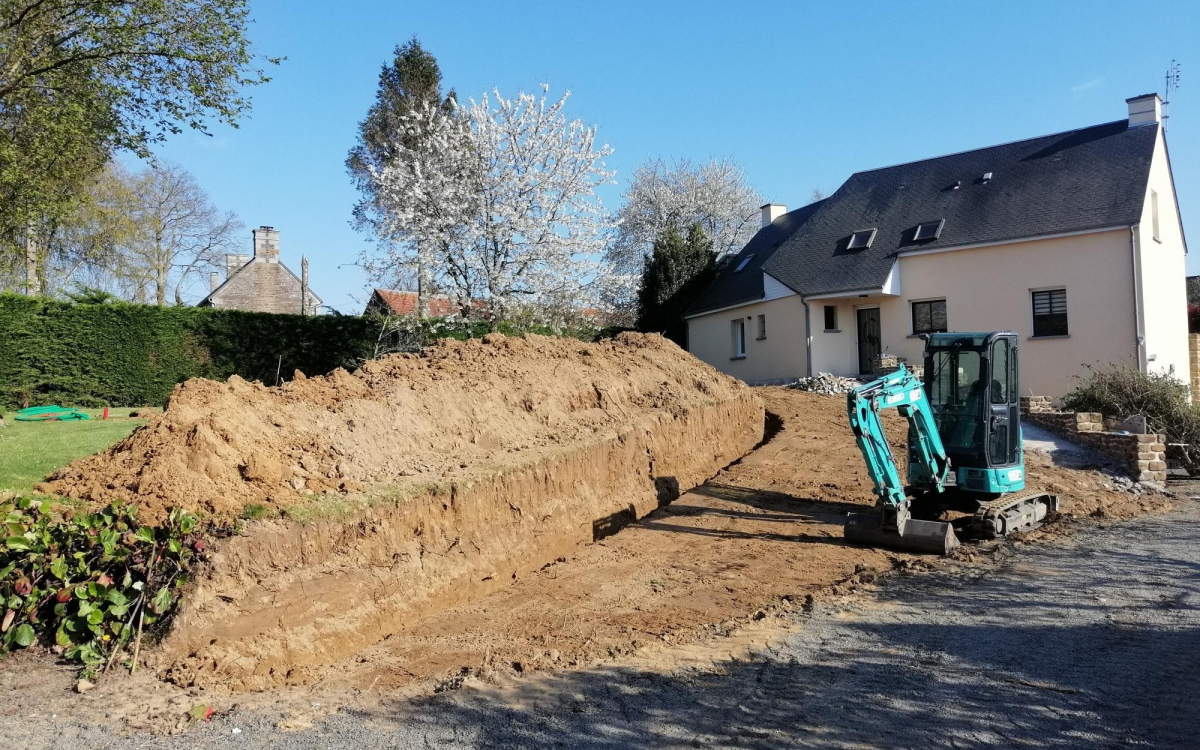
(918, 332, 1025, 495)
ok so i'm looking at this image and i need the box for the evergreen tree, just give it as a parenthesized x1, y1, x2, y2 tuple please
(636, 222, 716, 346)
(346, 37, 456, 316)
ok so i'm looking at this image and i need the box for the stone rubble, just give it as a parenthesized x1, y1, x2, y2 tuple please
(787, 372, 862, 395)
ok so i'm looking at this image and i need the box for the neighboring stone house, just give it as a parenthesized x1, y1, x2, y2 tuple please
(199, 226, 323, 315)
(686, 94, 1188, 398)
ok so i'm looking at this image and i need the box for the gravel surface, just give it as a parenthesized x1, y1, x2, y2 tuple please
(12, 499, 1198, 749)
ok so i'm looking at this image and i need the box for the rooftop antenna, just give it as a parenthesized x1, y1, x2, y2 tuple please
(1164, 59, 1181, 130)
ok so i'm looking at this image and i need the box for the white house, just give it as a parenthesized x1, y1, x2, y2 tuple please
(685, 94, 1188, 398)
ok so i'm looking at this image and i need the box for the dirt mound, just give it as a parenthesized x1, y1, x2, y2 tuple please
(42, 333, 749, 522)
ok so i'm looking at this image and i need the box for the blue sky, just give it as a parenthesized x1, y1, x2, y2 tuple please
(141, 0, 1200, 313)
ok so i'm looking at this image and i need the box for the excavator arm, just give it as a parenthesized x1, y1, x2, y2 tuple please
(846, 364, 950, 505)
(844, 364, 960, 553)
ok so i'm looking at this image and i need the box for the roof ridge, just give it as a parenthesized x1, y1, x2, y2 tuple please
(850, 118, 1136, 177)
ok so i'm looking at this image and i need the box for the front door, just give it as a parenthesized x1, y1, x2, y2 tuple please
(856, 308, 881, 375)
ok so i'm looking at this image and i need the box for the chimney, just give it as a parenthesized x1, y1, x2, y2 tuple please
(1127, 93, 1162, 127)
(253, 225, 280, 260)
(760, 203, 787, 228)
(225, 253, 249, 277)
(209, 272, 220, 292)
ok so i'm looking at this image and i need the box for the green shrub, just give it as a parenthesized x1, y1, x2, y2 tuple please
(0, 497, 201, 669)
(0, 295, 617, 410)
(1063, 364, 1200, 472)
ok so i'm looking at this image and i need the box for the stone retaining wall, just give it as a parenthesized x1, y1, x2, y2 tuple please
(1020, 396, 1167, 483)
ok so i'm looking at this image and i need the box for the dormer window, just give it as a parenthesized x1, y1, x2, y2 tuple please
(734, 254, 755, 272)
(847, 229, 876, 250)
(913, 219, 944, 242)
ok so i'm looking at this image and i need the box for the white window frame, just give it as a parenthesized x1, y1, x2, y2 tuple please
(823, 304, 839, 332)
(847, 228, 877, 250)
(913, 219, 945, 242)
(731, 318, 746, 358)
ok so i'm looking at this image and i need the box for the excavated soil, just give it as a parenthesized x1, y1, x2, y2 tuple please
(0, 389, 1172, 734)
(50, 333, 767, 689)
(41, 332, 755, 522)
(284, 388, 1170, 695)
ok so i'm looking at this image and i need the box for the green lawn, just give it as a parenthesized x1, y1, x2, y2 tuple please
(0, 408, 153, 495)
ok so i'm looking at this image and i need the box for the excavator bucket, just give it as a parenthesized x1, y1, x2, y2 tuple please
(844, 511, 960, 555)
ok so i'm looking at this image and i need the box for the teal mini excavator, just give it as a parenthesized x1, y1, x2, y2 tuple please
(844, 331, 1059, 554)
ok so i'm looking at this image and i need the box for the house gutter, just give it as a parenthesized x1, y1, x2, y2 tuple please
(801, 297, 813, 378)
(1129, 224, 1148, 372)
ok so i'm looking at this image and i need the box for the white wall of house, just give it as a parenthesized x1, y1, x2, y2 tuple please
(872, 228, 1141, 397)
(1136, 128, 1190, 383)
(686, 295, 807, 384)
(810, 300, 860, 375)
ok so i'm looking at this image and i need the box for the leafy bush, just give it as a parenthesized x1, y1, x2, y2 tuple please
(0, 497, 202, 669)
(1063, 364, 1200, 472)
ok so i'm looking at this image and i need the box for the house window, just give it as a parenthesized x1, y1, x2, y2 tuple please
(734, 254, 754, 272)
(1152, 190, 1161, 242)
(913, 219, 944, 242)
(823, 305, 838, 331)
(731, 319, 746, 358)
(847, 228, 876, 250)
(756, 314, 767, 340)
(1032, 289, 1068, 337)
(911, 299, 947, 335)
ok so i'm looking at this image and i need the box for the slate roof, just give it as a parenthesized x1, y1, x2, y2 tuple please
(685, 199, 825, 315)
(689, 119, 1159, 315)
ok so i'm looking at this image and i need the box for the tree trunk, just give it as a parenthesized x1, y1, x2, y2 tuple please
(416, 244, 431, 318)
(156, 268, 167, 306)
(23, 225, 41, 296)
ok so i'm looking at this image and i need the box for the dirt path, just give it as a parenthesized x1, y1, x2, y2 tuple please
(0, 389, 1173, 743)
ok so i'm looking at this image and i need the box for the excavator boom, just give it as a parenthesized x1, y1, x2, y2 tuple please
(843, 364, 960, 554)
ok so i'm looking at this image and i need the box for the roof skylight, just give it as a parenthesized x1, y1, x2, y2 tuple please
(847, 229, 876, 250)
(913, 219, 944, 242)
(734, 254, 755, 272)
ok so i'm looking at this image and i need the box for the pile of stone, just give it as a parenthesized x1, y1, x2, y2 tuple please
(787, 372, 861, 395)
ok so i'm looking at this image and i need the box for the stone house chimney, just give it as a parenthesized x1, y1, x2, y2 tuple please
(760, 203, 787, 228)
(209, 272, 220, 291)
(253, 226, 280, 261)
(1127, 94, 1162, 127)
(225, 253, 249, 277)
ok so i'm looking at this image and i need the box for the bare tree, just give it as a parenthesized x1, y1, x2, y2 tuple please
(113, 162, 243, 305)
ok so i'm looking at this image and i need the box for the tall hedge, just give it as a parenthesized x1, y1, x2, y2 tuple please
(0, 295, 376, 408)
(0, 295, 614, 409)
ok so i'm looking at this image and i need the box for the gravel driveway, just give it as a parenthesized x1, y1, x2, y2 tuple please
(22, 498, 1200, 749)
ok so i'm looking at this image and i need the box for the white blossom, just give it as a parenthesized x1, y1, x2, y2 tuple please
(365, 86, 617, 325)
(607, 157, 764, 277)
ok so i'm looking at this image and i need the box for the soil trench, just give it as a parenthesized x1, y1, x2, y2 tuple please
(176, 388, 1170, 695)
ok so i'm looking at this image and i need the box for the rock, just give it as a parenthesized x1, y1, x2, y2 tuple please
(299, 454, 319, 473)
(241, 453, 284, 485)
(75, 679, 95, 694)
(289, 476, 306, 491)
(788, 372, 862, 395)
